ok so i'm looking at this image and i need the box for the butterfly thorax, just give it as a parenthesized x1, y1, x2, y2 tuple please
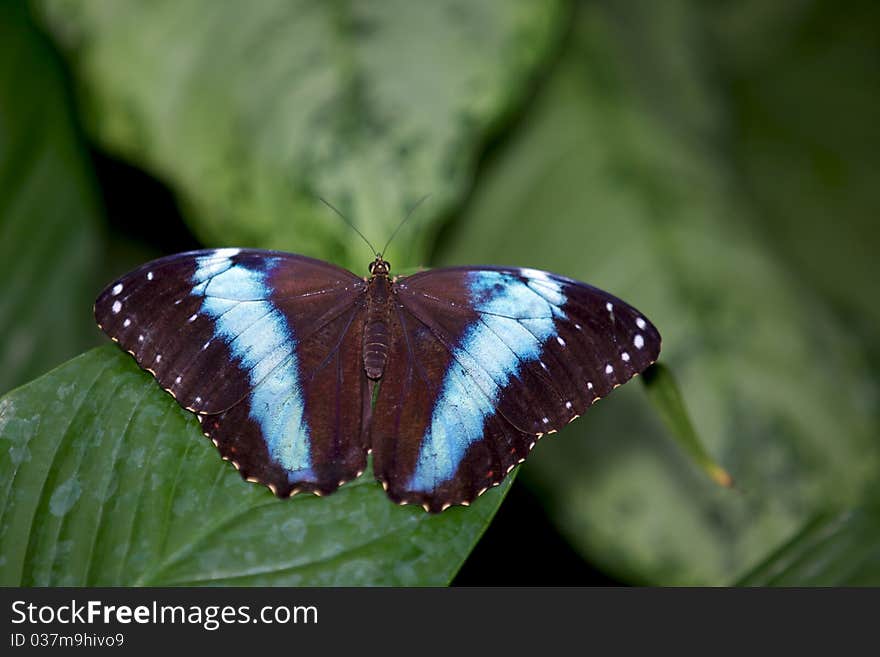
(363, 259, 393, 380)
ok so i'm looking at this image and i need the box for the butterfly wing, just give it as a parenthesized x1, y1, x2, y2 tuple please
(95, 248, 370, 496)
(371, 266, 661, 511)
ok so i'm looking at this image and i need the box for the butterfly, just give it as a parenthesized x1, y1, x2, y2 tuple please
(95, 248, 660, 512)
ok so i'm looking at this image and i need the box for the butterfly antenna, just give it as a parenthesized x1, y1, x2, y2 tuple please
(381, 194, 431, 256)
(318, 196, 379, 255)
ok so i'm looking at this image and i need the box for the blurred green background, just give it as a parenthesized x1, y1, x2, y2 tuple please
(1, 0, 878, 585)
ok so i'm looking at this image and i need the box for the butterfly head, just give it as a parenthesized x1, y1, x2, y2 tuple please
(369, 256, 391, 277)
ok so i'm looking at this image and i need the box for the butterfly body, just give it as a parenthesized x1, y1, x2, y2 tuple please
(363, 260, 393, 381)
(96, 249, 660, 512)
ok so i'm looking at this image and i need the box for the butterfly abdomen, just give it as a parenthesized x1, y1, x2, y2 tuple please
(363, 275, 393, 380)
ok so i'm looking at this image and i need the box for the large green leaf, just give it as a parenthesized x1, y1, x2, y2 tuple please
(709, 0, 880, 341)
(711, 2, 880, 584)
(35, 0, 566, 270)
(0, 1, 103, 394)
(0, 346, 508, 586)
(436, 0, 879, 585)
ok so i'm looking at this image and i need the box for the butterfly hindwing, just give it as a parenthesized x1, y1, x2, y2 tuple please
(370, 299, 534, 511)
(95, 248, 369, 496)
(198, 299, 369, 496)
(372, 266, 661, 511)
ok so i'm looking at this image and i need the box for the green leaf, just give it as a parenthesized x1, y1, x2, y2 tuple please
(0, 346, 509, 586)
(737, 506, 880, 586)
(642, 364, 732, 489)
(0, 1, 103, 394)
(436, 0, 879, 585)
(35, 0, 566, 271)
(708, 0, 880, 341)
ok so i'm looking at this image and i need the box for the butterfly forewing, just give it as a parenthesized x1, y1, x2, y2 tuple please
(95, 248, 369, 495)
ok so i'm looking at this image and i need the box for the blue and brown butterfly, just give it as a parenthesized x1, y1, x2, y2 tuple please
(95, 248, 660, 512)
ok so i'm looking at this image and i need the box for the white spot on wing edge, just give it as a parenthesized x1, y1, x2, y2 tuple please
(636, 317, 647, 329)
(147, 271, 154, 281)
(519, 267, 553, 283)
(565, 401, 572, 409)
(606, 302, 613, 313)
(111, 283, 123, 295)
(556, 336, 566, 347)
(621, 352, 630, 362)
(634, 334, 645, 349)
(111, 300, 122, 314)
(587, 381, 594, 390)
(605, 364, 614, 374)
(123, 318, 131, 328)
(213, 248, 241, 259)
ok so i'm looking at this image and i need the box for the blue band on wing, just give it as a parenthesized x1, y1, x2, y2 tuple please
(407, 270, 567, 491)
(193, 250, 315, 480)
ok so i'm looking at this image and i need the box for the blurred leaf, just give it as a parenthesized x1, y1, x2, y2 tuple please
(0, 1, 103, 394)
(436, 0, 879, 585)
(642, 364, 732, 489)
(0, 346, 509, 586)
(709, 0, 880, 341)
(737, 506, 880, 586)
(35, 0, 566, 271)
